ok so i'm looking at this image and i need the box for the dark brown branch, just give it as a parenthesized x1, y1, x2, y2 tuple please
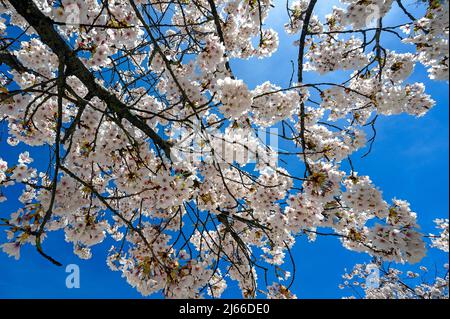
(297, 0, 317, 176)
(7, 0, 172, 158)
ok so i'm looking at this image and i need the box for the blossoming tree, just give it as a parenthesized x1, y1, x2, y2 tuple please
(0, 0, 448, 298)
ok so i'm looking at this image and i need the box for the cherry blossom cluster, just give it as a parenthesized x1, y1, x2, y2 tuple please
(0, 0, 448, 299)
(266, 283, 297, 299)
(339, 0, 394, 29)
(340, 216, 448, 299)
(403, 1, 449, 80)
(305, 36, 370, 74)
(251, 82, 306, 127)
(320, 74, 435, 122)
(430, 218, 449, 253)
(216, 77, 253, 119)
(221, 0, 278, 59)
(45, 0, 144, 69)
(197, 35, 226, 72)
(341, 256, 449, 299)
(301, 123, 367, 162)
(285, 0, 323, 35)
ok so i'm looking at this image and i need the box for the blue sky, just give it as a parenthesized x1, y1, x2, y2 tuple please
(0, 1, 448, 298)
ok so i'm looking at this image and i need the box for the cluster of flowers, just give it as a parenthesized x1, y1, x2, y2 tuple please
(342, 175, 387, 216)
(302, 123, 367, 162)
(403, 1, 449, 80)
(208, 126, 265, 165)
(251, 82, 306, 127)
(340, 220, 449, 299)
(283, 169, 427, 265)
(221, 0, 279, 58)
(197, 35, 226, 72)
(171, 0, 278, 59)
(47, 0, 144, 69)
(106, 224, 226, 298)
(319, 55, 435, 121)
(285, 0, 322, 35)
(375, 82, 435, 116)
(216, 77, 253, 119)
(15, 38, 58, 78)
(430, 218, 449, 252)
(305, 37, 370, 74)
(382, 51, 416, 83)
(267, 283, 297, 299)
(341, 262, 449, 299)
(0, 152, 36, 202)
(339, 0, 394, 29)
(0, 0, 448, 299)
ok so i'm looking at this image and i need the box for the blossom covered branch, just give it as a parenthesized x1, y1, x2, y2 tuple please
(0, 0, 448, 298)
